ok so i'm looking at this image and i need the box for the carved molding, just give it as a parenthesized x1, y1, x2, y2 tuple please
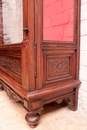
(23, 0, 28, 39)
(0, 56, 21, 74)
(49, 59, 69, 75)
(23, 0, 28, 28)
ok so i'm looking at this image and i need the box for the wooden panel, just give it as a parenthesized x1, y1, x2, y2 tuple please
(0, 56, 21, 80)
(0, 44, 22, 84)
(42, 46, 76, 88)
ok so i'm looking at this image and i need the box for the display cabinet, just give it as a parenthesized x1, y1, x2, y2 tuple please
(0, 0, 81, 128)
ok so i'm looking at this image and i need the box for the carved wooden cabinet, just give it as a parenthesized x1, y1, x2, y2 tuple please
(0, 0, 81, 128)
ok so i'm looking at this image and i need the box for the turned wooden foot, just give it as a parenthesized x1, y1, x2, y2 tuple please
(25, 112, 40, 128)
(0, 82, 3, 91)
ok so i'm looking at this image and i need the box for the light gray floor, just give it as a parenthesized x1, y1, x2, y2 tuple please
(0, 91, 87, 130)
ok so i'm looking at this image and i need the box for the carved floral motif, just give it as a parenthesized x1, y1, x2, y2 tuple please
(0, 57, 21, 74)
(49, 59, 68, 75)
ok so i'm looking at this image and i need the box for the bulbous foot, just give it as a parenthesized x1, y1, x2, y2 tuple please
(0, 82, 3, 91)
(25, 112, 40, 128)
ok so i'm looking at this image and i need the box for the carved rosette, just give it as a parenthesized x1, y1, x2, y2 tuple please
(49, 59, 69, 75)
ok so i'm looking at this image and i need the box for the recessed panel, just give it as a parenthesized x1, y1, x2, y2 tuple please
(43, 49, 76, 87)
(48, 58, 69, 77)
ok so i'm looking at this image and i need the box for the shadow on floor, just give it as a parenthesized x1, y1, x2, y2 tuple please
(41, 101, 68, 116)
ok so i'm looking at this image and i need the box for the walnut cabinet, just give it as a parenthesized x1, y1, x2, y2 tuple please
(0, 0, 81, 128)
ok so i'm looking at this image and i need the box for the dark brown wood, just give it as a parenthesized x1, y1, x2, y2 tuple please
(25, 112, 40, 128)
(22, 0, 35, 92)
(0, 0, 81, 128)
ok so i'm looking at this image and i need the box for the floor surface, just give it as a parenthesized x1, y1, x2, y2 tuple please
(0, 91, 87, 130)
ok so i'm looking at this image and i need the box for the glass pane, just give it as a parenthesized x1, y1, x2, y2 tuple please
(43, 0, 74, 41)
(2, 0, 23, 44)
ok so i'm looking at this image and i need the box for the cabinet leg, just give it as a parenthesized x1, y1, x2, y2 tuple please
(68, 88, 78, 111)
(25, 112, 40, 128)
(0, 82, 3, 91)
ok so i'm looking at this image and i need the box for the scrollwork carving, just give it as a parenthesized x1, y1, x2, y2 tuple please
(0, 56, 21, 74)
(3, 82, 22, 102)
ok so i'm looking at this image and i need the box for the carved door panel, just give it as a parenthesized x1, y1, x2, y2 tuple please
(35, 0, 80, 89)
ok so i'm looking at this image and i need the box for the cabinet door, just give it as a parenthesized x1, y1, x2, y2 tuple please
(35, 0, 80, 89)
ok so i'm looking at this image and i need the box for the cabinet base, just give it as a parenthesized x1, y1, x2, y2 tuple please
(0, 80, 80, 128)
